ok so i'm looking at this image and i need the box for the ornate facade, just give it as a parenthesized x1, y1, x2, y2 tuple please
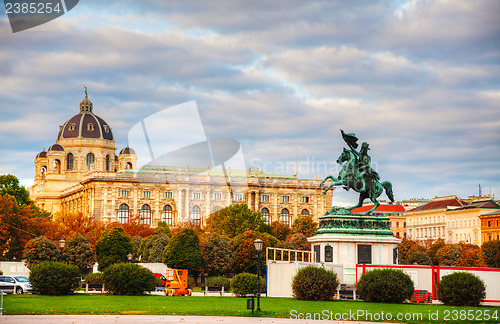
(29, 93, 331, 227)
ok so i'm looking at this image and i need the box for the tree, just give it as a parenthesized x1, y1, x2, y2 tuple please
(201, 233, 234, 276)
(53, 211, 102, 244)
(290, 215, 318, 237)
(131, 235, 142, 261)
(163, 228, 203, 276)
(23, 236, 60, 268)
(206, 204, 267, 238)
(397, 239, 424, 264)
(232, 230, 278, 274)
(426, 238, 445, 265)
(271, 221, 290, 241)
(459, 247, 487, 267)
(62, 233, 95, 275)
(154, 221, 171, 236)
(106, 214, 154, 238)
(285, 233, 309, 251)
(405, 249, 432, 265)
(481, 240, 500, 268)
(0, 174, 31, 206)
(0, 195, 34, 260)
(95, 227, 133, 271)
(436, 244, 462, 266)
(139, 233, 170, 262)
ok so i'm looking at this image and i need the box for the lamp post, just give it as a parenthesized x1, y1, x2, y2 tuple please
(58, 238, 66, 261)
(253, 238, 263, 311)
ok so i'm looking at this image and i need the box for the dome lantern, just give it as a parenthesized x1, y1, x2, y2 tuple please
(80, 85, 93, 113)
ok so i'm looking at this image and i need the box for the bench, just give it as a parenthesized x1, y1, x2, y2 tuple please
(337, 284, 356, 300)
(81, 284, 106, 293)
(204, 286, 227, 296)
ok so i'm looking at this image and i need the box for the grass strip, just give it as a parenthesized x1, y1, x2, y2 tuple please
(3, 294, 500, 324)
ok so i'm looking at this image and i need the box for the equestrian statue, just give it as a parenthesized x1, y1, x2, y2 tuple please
(320, 130, 394, 215)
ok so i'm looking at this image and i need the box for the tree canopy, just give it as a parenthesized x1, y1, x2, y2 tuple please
(206, 204, 267, 238)
(163, 228, 203, 276)
(95, 227, 133, 271)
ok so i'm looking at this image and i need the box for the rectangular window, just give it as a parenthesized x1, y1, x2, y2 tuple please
(234, 193, 242, 201)
(261, 194, 269, 202)
(193, 192, 201, 200)
(396, 222, 399, 228)
(142, 191, 151, 198)
(164, 191, 172, 199)
(120, 190, 129, 198)
(213, 193, 222, 200)
(282, 195, 290, 203)
(301, 196, 309, 203)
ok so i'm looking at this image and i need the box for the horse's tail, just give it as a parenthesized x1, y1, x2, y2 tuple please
(382, 181, 394, 202)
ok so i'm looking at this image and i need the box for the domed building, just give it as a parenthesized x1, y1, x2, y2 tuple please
(30, 90, 330, 226)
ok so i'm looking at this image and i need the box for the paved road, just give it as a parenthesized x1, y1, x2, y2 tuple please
(0, 315, 393, 324)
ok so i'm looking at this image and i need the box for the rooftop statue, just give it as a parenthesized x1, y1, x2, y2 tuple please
(321, 130, 394, 215)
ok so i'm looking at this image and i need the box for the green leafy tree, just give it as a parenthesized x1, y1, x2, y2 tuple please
(23, 236, 60, 268)
(481, 240, 500, 268)
(202, 233, 234, 276)
(232, 230, 278, 274)
(131, 235, 142, 261)
(95, 227, 133, 271)
(436, 244, 462, 266)
(271, 221, 290, 241)
(62, 233, 95, 275)
(139, 233, 170, 262)
(426, 238, 445, 265)
(0, 174, 31, 207)
(206, 204, 267, 238)
(163, 228, 203, 276)
(290, 215, 318, 237)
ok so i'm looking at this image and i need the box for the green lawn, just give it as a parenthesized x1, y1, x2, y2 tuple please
(2, 294, 500, 324)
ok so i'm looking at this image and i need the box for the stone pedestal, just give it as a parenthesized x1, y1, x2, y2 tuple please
(308, 208, 401, 284)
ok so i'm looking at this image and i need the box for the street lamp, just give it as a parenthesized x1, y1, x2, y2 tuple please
(253, 238, 264, 311)
(127, 253, 133, 262)
(58, 238, 66, 261)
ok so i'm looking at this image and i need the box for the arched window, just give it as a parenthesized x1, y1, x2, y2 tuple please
(86, 153, 95, 169)
(261, 208, 270, 224)
(105, 155, 110, 171)
(280, 208, 290, 226)
(66, 153, 74, 170)
(162, 205, 173, 226)
(41, 166, 47, 178)
(140, 204, 152, 225)
(190, 206, 201, 225)
(53, 159, 61, 174)
(118, 204, 129, 223)
(126, 162, 132, 169)
(301, 209, 309, 217)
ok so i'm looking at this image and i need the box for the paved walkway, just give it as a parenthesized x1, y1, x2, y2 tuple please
(0, 315, 392, 324)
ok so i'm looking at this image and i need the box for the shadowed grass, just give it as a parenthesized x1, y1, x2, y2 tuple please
(3, 294, 500, 323)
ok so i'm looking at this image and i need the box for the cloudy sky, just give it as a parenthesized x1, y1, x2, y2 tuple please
(1, 0, 499, 206)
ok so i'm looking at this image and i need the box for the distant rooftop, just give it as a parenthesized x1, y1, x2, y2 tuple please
(352, 204, 405, 213)
(408, 196, 467, 212)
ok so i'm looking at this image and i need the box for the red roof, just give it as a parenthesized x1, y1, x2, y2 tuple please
(409, 197, 467, 212)
(351, 204, 405, 213)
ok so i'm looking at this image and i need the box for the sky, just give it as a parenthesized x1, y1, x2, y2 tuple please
(1, 0, 499, 207)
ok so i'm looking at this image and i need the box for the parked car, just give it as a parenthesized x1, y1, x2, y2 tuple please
(0, 275, 33, 294)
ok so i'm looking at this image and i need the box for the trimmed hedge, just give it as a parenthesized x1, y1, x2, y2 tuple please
(292, 266, 339, 301)
(102, 263, 157, 295)
(85, 272, 104, 285)
(205, 276, 230, 288)
(438, 272, 486, 306)
(230, 273, 266, 297)
(356, 269, 414, 303)
(29, 261, 80, 295)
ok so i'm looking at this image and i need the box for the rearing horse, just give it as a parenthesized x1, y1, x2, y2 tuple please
(320, 148, 394, 214)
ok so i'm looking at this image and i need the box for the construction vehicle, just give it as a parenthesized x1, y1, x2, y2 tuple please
(164, 269, 192, 296)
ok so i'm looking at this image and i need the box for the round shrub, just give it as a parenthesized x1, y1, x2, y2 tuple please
(230, 273, 266, 297)
(292, 266, 339, 301)
(85, 272, 104, 285)
(356, 269, 414, 303)
(29, 261, 80, 295)
(102, 263, 157, 295)
(205, 276, 230, 288)
(438, 272, 486, 306)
